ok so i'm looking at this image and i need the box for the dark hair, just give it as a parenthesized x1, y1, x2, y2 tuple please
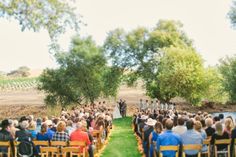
(219, 114, 224, 120)
(177, 117, 185, 126)
(155, 122, 163, 132)
(186, 119, 194, 130)
(41, 123, 48, 135)
(213, 116, 220, 122)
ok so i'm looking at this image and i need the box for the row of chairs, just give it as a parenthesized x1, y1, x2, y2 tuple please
(0, 129, 107, 157)
(159, 139, 236, 157)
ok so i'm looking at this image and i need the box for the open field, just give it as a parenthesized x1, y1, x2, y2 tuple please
(0, 84, 148, 119)
(0, 82, 235, 120)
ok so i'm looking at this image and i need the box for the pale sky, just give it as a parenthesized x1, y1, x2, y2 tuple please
(1, 0, 236, 72)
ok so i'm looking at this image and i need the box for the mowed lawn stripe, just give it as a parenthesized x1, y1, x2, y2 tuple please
(101, 117, 141, 157)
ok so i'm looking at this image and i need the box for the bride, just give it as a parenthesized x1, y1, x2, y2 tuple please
(113, 102, 122, 119)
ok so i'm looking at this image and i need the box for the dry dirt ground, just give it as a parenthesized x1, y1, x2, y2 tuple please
(0, 84, 149, 119)
(0, 84, 235, 120)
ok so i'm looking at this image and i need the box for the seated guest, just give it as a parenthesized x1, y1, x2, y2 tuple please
(44, 120, 55, 139)
(70, 122, 91, 152)
(28, 120, 37, 140)
(211, 121, 230, 152)
(81, 120, 94, 157)
(194, 120, 207, 152)
(15, 120, 33, 140)
(143, 118, 155, 157)
(205, 117, 215, 137)
(172, 117, 186, 135)
(181, 120, 203, 157)
(156, 119, 182, 157)
(36, 123, 51, 141)
(0, 119, 14, 156)
(224, 118, 234, 137)
(52, 121, 69, 141)
(149, 122, 162, 157)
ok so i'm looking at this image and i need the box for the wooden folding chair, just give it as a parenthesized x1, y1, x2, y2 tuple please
(69, 141, 86, 157)
(202, 139, 210, 157)
(214, 139, 231, 157)
(92, 130, 101, 151)
(40, 147, 59, 157)
(182, 144, 202, 157)
(0, 141, 11, 157)
(159, 145, 179, 157)
(61, 147, 85, 157)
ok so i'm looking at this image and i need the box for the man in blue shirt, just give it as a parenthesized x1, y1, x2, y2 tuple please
(180, 119, 203, 157)
(156, 119, 182, 157)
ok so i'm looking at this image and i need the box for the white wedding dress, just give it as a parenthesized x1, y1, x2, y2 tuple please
(113, 104, 122, 119)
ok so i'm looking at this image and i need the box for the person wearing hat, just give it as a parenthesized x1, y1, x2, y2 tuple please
(143, 118, 156, 157)
(0, 119, 14, 156)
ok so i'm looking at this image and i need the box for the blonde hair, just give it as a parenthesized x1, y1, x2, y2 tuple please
(56, 121, 66, 132)
(224, 118, 234, 131)
(194, 121, 202, 132)
(215, 121, 223, 135)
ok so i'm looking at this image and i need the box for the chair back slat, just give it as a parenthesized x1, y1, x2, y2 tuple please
(182, 144, 202, 157)
(33, 140, 49, 146)
(50, 141, 67, 147)
(159, 145, 179, 157)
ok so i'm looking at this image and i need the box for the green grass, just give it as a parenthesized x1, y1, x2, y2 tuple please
(101, 117, 141, 157)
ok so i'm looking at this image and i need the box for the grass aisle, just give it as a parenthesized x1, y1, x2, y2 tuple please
(100, 117, 141, 157)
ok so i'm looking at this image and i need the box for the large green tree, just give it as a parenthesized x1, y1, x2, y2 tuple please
(157, 47, 207, 104)
(0, 0, 80, 51)
(219, 56, 236, 102)
(39, 36, 121, 106)
(104, 20, 200, 103)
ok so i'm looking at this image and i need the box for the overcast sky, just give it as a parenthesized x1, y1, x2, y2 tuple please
(1, 0, 236, 72)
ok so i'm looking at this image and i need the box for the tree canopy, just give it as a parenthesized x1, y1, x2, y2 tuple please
(39, 36, 121, 106)
(219, 56, 236, 102)
(0, 0, 80, 51)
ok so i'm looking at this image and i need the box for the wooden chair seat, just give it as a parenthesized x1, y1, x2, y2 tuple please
(182, 144, 202, 157)
(159, 145, 179, 157)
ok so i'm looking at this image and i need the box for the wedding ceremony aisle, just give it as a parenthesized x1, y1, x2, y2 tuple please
(101, 117, 141, 157)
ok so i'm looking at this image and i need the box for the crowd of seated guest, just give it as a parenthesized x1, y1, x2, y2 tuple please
(0, 102, 113, 157)
(133, 100, 236, 157)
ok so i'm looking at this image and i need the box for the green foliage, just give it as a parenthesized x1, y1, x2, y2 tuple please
(104, 20, 202, 103)
(0, 0, 80, 52)
(101, 117, 141, 157)
(203, 67, 228, 102)
(157, 47, 206, 104)
(39, 36, 121, 106)
(229, 0, 236, 29)
(219, 56, 236, 102)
